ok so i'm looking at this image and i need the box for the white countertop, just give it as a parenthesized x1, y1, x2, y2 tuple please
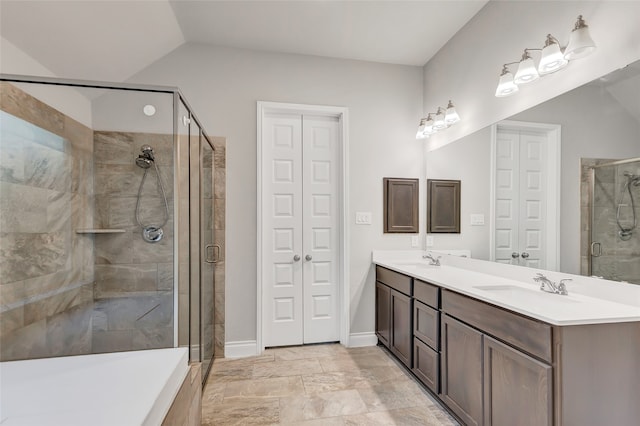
(373, 251, 640, 326)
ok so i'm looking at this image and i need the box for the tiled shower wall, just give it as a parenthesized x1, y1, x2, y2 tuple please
(91, 131, 175, 352)
(581, 158, 640, 283)
(0, 83, 94, 361)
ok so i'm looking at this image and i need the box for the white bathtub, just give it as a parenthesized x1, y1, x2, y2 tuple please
(0, 347, 189, 425)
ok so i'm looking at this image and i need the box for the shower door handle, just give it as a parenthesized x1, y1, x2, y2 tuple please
(590, 242, 602, 257)
(205, 244, 220, 263)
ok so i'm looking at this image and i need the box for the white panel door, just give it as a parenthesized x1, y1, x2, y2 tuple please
(303, 115, 340, 344)
(263, 113, 303, 346)
(519, 131, 547, 269)
(494, 128, 547, 268)
(495, 129, 520, 265)
(262, 112, 340, 347)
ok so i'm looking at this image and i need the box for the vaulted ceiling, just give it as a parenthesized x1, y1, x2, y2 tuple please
(0, 0, 488, 82)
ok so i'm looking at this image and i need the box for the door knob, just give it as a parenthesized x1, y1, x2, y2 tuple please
(521, 252, 530, 259)
(293, 255, 301, 262)
(511, 252, 520, 259)
(305, 255, 312, 261)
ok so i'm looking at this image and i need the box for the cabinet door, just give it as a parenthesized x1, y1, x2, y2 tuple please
(441, 315, 483, 426)
(413, 337, 439, 393)
(484, 336, 552, 426)
(414, 300, 439, 350)
(390, 289, 412, 367)
(375, 282, 391, 348)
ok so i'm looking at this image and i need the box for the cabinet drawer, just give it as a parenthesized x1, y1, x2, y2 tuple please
(414, 301, 439, 350)
(442, 290, 552, 363)
(414, 279, 439, 308)
(413, 337, 439, 394)
(376, 266, 412, 296)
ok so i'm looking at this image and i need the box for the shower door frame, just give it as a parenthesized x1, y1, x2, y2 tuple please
(588, 157, 640, 278)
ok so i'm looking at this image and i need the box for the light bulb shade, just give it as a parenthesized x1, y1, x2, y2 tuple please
(433, 110, 446, 130)
(416, 119, 426, 139)
(495, 70, 519, 97)
(423, 115, 435, 135)
(538, 42, 568, 74)
(564, 26, 596, 60)
(514, 57, 540, 84)
(445, 107, 460, 125)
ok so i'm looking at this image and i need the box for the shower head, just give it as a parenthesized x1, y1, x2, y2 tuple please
(140, 145, 155, 159)
(623, 172, 640, 186)
(136, 156, 153, 169)
(136, 145, 156, 168)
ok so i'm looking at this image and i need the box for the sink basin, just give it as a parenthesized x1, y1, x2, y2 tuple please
(473, 285, 580, 304)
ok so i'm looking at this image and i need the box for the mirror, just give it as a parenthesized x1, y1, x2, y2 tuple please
(426, 59, 640, 284)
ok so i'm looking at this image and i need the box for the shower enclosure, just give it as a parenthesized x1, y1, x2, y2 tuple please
(588, 157, 640, 284)
(0, 75, 218, 383)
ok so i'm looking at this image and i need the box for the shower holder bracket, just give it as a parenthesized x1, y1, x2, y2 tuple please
(142, 226, 164, 243)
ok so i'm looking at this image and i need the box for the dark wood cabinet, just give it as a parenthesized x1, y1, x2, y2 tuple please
(383, 178, 419, 233)
(483, 336, 552, 426)
(375, 264, 640, 426)
(441, 314, 484, 426)
(390, 289, 412, 367)
(375, 281, 391, 348)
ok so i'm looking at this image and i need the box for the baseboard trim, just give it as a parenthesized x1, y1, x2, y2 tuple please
(348, 332, 378, 348)
(224, 340, 258, 358)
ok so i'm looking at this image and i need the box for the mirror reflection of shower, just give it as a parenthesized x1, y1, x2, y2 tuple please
(617, 171, 640, 240)
(135, 145, 170, 243)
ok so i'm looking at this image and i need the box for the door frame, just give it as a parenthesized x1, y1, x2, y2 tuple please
(489, 120, 561, 270)
(256, 101, 350, 353)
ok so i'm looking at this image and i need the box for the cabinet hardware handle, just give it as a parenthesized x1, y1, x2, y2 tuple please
(511, 252, 520, 259)
(293, 255, 301, 262)
(305, 255, 313, 261)
(521, 252, 530, 259)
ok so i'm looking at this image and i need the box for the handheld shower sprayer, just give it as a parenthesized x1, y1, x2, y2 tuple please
(135, 145, 170, 243)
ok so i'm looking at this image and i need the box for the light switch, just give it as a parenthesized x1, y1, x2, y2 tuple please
(355, 212, 372, 225)
(470, 214, 485, 226)
(426, 235, 434, 247)
(411, 235, 419, 247)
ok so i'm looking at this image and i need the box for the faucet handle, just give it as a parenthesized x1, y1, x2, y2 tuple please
(557, 279, 572, 295)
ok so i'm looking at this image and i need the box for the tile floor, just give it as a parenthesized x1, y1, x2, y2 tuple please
(201, 343, 459, 425)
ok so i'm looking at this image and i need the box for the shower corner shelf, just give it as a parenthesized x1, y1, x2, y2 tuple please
(75, 229, 126, 234)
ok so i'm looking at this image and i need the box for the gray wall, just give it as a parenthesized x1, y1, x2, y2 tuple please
(128, 43, 425, 342)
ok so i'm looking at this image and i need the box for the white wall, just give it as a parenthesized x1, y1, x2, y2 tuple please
(423, 1, 640, 151)
(426, 81, 640, 274)
(128, 44, 424, 342)
(0, 37, 92, 127)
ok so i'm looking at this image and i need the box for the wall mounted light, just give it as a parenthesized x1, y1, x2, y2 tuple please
(495, 15, 596, 97)
(416, 101, 460, 139)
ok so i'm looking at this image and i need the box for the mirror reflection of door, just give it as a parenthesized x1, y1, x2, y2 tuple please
(492, 122, 560, 270)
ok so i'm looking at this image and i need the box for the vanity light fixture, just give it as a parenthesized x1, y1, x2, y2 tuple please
(416, 102, 460, 139)
(495, 15, 596, 98)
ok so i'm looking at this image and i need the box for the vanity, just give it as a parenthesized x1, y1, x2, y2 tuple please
(373, 251, 640, 426)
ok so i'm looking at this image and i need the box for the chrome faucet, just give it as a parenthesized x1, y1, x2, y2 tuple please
(422, 253, 441, 266)
(533, 273, 571, 295)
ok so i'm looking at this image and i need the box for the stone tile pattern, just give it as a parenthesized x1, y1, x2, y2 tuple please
(91, 130, 175, 352)
(162, 362, 202, 426)
(212, 137, 226, 358)
(0, 83, 94, 361)
(580, 159, 640, 283)
(202, 344, 459, 425)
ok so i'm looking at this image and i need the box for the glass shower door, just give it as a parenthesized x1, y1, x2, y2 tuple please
(590, 159, 640, 284)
